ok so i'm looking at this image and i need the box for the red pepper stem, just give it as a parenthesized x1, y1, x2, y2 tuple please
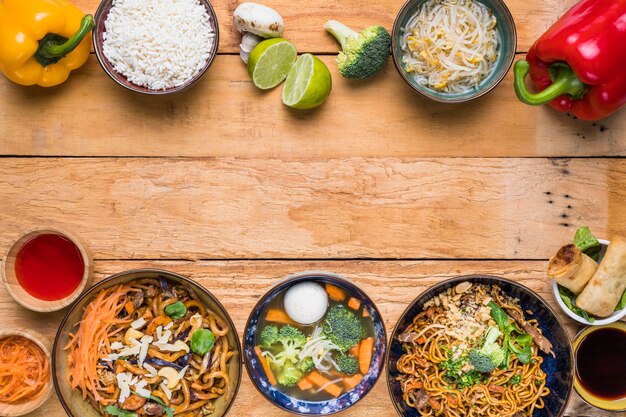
(39, 15, 94, 59)
(514, 60, 586, 106)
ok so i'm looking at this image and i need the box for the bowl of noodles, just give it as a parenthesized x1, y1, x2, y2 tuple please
(391, 0, 516, 103)
(52, 269, 241, 417)
(386, 275, 573, 417)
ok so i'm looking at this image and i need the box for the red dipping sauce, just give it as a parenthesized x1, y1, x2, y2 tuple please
(14, 234, 85, 301)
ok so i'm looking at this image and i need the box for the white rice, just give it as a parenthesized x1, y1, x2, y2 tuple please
(102, 0, 215, 90)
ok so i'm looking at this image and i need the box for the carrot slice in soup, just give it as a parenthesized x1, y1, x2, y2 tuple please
(297, 377, 314, 391)
(254, 346, 277, 386)
(358, 337, 374, 374)
(307, 371, 343, 397)
(325, 283, 346, 301)
(347, 297, 361, 310)
(349, 342, 360, 359)
(343, 374, 363, 390)
(265, 309, 294, 325)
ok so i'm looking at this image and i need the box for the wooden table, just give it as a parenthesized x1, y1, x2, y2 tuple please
(1, 0, 625, 416)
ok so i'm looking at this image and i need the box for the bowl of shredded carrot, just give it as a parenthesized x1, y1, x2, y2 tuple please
(51, 269, 242, 417)
(0, 328, 53, 417)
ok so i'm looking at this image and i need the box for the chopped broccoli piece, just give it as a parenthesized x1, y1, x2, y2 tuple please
(324, 20, 391, 79)
(297, 357, 314, 373)
(469, 327, 505, 373)
(336, 354, 359, 376)
(323, 305, 363, 351)
(260, 325, 308, 386)
(277, 363, 304, 387)
(260, 325, 279, 347)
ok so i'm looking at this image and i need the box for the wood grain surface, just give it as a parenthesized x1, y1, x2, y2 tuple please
(2, 57, 624, 158)
(1, 0, 625, 416)
(0, 260, 621, 417)
(1, 157, 625, 260)
(69, 0, 577, 53)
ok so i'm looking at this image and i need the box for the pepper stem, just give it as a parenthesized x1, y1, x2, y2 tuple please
(35, 15, 94, 67)
(514, 60, 586, 105)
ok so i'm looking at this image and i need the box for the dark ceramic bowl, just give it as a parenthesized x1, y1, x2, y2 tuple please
(93, 0, 219, 94)
(386, 275, 574, 417)
(391, 0, 516, 103)
(244, 271, 386, 415)
(52, 269, 241, 417)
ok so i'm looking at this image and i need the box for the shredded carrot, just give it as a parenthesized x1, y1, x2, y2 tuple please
(347, 297, 361, 310)
(306, 371, 342, 397)
(254, 346, 277, 385)
(124, 301, 135, 314)
(349, 342, 360, 359)
(0, 335, 49, 404)
(65, 284, 134, 403)
(416, 336, 426, 344)
(342, 374, 363, 390)
(265, 309, 294, 325)
(325, 283, 347, 302)
(296, 376, 314, 391)
(358, 337, 374, 374)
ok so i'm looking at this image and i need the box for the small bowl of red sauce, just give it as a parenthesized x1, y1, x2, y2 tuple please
(573, 321, 626, 412)
(1, 228, 92, 312)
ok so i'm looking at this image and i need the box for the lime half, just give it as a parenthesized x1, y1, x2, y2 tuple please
(282, 54, 332, 109)
(248, 38, 297, 90)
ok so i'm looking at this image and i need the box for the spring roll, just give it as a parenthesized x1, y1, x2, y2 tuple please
(548, 244, 598, 294)
(577, 236, 626, 317)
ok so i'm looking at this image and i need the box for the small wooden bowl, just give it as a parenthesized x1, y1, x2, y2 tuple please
(0, 328, 53, 417)
(1, 228, 92, 312)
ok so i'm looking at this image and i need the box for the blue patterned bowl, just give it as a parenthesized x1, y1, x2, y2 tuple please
(244, 271, 386, 415)
(386, 275, 574, 417)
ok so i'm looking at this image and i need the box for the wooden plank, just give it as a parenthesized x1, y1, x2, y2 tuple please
(1, 56, 624, 158)
(0, 259, 620, 417)
(1, 157, 625, 260)
(69, 0, 578, 53)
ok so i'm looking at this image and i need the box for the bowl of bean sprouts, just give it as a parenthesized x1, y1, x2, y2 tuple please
(391, 0, 516, 103)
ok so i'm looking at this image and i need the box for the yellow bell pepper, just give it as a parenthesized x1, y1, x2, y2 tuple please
(0, 0, 94, 87)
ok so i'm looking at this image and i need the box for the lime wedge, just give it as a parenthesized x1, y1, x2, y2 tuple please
(282, 54, 332, 109)
(248, 38, 297, 90)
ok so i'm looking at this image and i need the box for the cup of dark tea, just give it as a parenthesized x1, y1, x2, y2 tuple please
(573, 321, 626, 411)
(1, 228, 92, 312)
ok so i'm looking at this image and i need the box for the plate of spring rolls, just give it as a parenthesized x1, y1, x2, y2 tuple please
(547, 227, 626, 325)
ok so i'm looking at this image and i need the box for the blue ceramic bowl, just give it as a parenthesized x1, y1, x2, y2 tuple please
(244, 271, 387, 415)
(386, 275, 574, 417)
(391, 0, 517, 103)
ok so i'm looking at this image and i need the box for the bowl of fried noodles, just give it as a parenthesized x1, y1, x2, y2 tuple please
(386, 275, 573, 417)
(52, 269, 241, 417)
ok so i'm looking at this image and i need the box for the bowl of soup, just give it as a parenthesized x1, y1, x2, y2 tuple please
(243, 271, 386, 415)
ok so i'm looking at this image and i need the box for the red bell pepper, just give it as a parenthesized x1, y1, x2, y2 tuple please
(514, 0, 626, 121)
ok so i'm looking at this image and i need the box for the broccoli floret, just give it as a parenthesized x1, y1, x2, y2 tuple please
(261, 325, 309, 387)
(260, 325, 279, 347)
(336, 354, 359, 376)
(277, 363, 304, 387)
(324, 20, 392, 79)
(297, 356, 314, 373)
(323, 305, 363, 351)
(262, 325, 307, 368)
(469, 327, 505, 373)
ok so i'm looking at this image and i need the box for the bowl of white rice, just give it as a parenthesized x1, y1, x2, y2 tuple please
(93, 0, 219, 94)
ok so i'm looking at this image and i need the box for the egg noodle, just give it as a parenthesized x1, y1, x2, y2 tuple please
(65, 280, 233, 417)
(396, 284, 550, 417)
(401, 0, 499, 93)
